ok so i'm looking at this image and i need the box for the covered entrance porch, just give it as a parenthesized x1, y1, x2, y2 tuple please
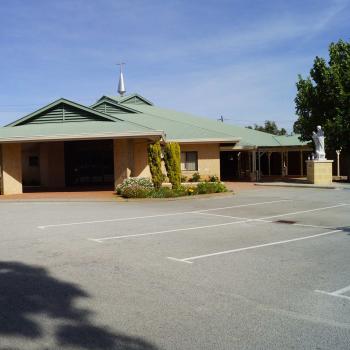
(0, 136, 159, 195)
(220, 146, 312, 182)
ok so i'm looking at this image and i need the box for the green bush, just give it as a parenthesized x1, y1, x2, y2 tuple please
(208, 175, 219, 182)
(147, 142, 165, 189)
(181, 175, 188, 182)
(196, 181, 227, 194)
(116, 177, 154, 198)
(149, 186, 187, 198)
(190, 172, 201, 182)
(163, 142, 181, 190)
(116, 178, 228, 198)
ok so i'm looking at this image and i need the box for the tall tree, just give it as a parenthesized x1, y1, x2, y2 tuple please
(247, 120, 287, 135)
(163, 142, 181, 190)
(147, 141, 165, 189)
(294, 39, 350, 176)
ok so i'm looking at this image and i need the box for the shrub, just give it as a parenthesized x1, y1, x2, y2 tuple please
(181, 175, 188, 182)
(190, 172, 201, 182)
(208, 175, 219, 182)
(147, 142, 165, 189)
(116, 177, 154, 198)
(196, 181, 227, 194)
(187, 186, 197, 195)
(163, 142, 181, 190)
(149, 185, 188, 198)
(121, 186, 151, 198)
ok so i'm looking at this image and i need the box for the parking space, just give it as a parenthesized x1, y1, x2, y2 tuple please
(0, 187, 350, 349)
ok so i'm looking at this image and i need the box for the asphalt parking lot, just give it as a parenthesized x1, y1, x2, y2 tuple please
(0, 187, 349, 350)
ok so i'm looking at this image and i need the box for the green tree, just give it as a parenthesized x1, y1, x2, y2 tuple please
(293, 39, 350, 176)
(247, 120, 287, 135)
(163, 142, 181, 190)
(147, 141, 165, 189)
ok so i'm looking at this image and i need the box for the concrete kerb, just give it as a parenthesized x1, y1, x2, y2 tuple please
(117, 191, 235, 202)
(0, 191, 235, 203)
(254, 183, 336, 190)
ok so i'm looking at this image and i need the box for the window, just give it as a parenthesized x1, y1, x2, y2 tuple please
(29, 156, 39, 167)
(181, 151, 198, 171)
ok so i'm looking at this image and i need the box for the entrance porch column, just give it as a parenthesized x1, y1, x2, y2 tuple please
(252, 151, 257, 173)
(1, 143, 23, 195)
(114, 139, 134, 187)
(300, 150, 304, 176)
(267, 152, 272, 176)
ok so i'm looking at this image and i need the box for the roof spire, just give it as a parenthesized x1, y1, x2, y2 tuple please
(117, 63, 126, 97)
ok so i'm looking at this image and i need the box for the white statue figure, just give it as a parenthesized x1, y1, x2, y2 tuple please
(312, 125, 326, 160)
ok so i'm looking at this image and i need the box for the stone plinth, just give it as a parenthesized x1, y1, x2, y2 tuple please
(306, 160, 333, 185)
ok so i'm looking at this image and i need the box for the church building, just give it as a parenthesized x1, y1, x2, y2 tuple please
(0, 73, 311, 195)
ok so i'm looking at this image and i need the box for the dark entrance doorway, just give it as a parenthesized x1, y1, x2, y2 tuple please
(221, 151, 251, 181)
(65, 140, 114, 187)
(220, 151, 238, 181)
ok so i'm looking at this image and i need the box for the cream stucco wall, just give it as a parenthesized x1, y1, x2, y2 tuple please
(1, 143, 23, 195)
(114, 139, 133, 186)
(180, 143, 220, 180)
(133, 140, 151, 178)
(21, 142, 65, 189)
(22, 143, 40, 186)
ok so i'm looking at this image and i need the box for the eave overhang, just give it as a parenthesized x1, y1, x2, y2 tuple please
(0, 130, 165, 143)
(168, 137, 241, 144)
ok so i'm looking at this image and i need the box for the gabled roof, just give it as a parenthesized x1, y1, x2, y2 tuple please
(0, 121, 164, 143)
(90, 98, 139, 114)
(102, 104, 242, 142)
(99, 93, 153, 106)
(1, 92, 308, 148)
(6, 98, 122, 127)
(112, 103, 308, 147)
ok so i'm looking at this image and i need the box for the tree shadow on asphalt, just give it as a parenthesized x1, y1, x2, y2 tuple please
(0, 261, 159, 349)
(337, 226, 350, 234)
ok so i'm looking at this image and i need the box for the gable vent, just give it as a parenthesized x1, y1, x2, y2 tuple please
(22, 104, 108, 125)
(123, 96, 149, 105)
(93, 102, 129, 114)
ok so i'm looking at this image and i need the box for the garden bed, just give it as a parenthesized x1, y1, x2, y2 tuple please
(116, 178, 229, 199)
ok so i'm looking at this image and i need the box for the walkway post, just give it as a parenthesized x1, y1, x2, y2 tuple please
(336, 149, 341, 177)
(258, 151, 261, 181)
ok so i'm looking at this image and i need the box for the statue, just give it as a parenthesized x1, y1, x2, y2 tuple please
(312, 125, 326, 160)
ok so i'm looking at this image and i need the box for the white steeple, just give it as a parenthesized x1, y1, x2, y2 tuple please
(117, 63, 126, 97)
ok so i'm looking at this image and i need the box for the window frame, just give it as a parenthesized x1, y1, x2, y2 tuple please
(181, 151, 198, 171)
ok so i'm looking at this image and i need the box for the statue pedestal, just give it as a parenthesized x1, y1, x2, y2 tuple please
(306, 160, 333, 185)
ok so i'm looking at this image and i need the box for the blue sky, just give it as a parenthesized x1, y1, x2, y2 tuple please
(0, 0, 349, 130)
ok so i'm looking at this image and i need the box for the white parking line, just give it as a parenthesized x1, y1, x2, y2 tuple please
(89, 203, 347, 243)
(259, 203, 348, 220)
(37, 199, 290, 229)
(315, 284, 350, 301)
(88, 218, 268, 243)
(167, 230, 342, 263)
(197, 212, 248, 220)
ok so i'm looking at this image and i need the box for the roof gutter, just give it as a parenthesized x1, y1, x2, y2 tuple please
(168, 138, 241, 144)
(0, 131, 165, 143)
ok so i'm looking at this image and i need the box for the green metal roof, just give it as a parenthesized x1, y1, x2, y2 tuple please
(0, 93, 308, 148)
(104, 99, 308, 148)
(6, 98, 122, 126)
(0, 121, 163, 142)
